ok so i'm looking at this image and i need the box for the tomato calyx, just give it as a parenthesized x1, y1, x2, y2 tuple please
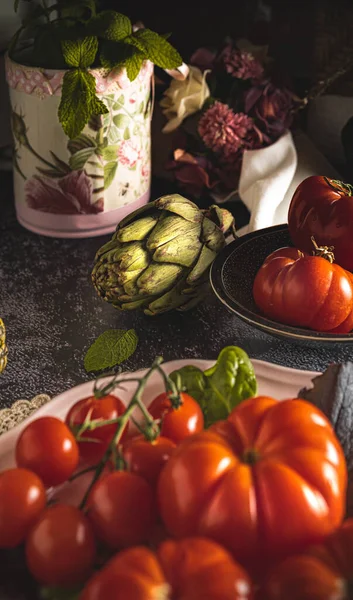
(242, 448, 260, 465)
(324, 177, 353, 197)
(311, 236, 335, 264)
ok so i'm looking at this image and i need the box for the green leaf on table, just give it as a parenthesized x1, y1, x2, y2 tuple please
(170, 346, 257, 427)
(58, 69, 108, 139)
(87, 11, 132, 41)
(127, 29, 182, 69)
(104, 160, 118, 188)
(113, 114, 130, 129)
(102, 145, 119, 161)
(69, 146, 96, 170)
(61, 36, 98, 68)
(84, 329, 138, 373)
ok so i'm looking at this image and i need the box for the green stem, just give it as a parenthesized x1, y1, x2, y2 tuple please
(69, 464, 99, 482)
(79, 357, 164, 510)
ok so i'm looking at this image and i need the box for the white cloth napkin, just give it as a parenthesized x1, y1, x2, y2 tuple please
(236, 130, 341, 236)
(238, 130, 297, 232)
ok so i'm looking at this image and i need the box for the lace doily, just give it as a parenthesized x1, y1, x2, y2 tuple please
(0, 395, 51, 434)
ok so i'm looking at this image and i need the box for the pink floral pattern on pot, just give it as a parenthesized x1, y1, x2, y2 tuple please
(7, 56, 153, 235)
(25, 171, 103, 215)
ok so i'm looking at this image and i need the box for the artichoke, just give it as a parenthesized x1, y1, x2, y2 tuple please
(0, 318, 8, 374)
(92, 194, 235, 315)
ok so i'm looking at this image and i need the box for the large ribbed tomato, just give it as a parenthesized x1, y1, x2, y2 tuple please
(288, 175, 353, 272)
(253, 246, 353, 332)
(263, 519, 353, 600)
(158, 396, 347, 569)
(81, 537, 254, 600)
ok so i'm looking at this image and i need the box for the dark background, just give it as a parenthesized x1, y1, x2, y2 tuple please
(103, 0, 353, 90)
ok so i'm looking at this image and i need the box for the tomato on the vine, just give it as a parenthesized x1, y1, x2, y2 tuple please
(148, 392, 204, 443)
(25, 504, 96, 586)
(16, 416, 79, 487)
(87, 470, 156, 550)
(123, 435, 176, 486)
(0, 468, 46, 548)
(66, 394, 128, 464)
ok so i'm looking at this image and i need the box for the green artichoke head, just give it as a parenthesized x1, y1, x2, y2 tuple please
(92, 195, 235, 315)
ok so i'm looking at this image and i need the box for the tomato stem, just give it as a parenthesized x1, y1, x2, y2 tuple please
(69, 464, 99, 482)
(324, 176, 353, 197)
(311, 236, 335, 263)
(156, 365, 182, 409)
(78, 357, 165, 510)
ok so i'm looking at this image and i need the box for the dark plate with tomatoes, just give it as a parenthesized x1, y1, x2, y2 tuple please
(210, 224, 353, 345)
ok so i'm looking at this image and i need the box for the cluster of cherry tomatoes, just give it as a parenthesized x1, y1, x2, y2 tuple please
(0, 387, 204, 591)
(1, 375, 353, 599)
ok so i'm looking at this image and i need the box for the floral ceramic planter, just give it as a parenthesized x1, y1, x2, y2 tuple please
(6, 56, 153, 238)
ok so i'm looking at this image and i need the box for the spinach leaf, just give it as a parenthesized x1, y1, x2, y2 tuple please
(170, 346, 257, 427)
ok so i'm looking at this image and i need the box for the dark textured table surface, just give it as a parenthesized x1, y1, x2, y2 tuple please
(2, 171, 353, 599)
(2, 170, 353, 413)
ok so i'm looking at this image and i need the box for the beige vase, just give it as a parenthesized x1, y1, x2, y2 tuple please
(6, 56, 153, 238)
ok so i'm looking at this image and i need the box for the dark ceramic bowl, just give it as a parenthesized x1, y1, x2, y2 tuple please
(210, 224, 353, 345)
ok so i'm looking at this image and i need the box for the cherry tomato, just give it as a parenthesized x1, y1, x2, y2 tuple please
(25, 504, 96, 586)
(16, 416, 79, 487)
(66, 394, 128, 464)
(87, 471, 156, 550)
(0, 468, 46, 548)
(148, 392, 204, 443)
(123, 435, 176, 486)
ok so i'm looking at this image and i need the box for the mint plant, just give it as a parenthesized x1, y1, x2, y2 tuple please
(10, 1, 182, 138)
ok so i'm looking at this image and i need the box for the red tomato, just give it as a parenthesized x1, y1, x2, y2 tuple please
(66, 394, 128, 464)
(16, 417, 79, 487)
(87, 471, 156, 550)
(148, 392, 204, 443)
(288, 175, 353, 272)
(123, 435, 176, 486)
(81, 537, 253, 600)
(253, 246, 353, 332)
(158, 396, 347, 569)
(25, 504, 96, 586)
(0, 468, 46, 548)
(262, 519, 353, 600)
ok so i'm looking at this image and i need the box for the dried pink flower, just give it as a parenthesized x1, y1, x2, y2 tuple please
(221, 46, 264, 81)
(198, 101, 254, 163)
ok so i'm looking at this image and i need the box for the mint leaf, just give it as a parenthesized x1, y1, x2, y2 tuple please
(125, 50, 145, 81)
(84, 329, 138, 373)
(61, 36, 98, 68)
(88, 11, 132, 41)
(104, 161, 118, 189)
(128, 29, 182, 69)
(58, 69, 108, 139)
